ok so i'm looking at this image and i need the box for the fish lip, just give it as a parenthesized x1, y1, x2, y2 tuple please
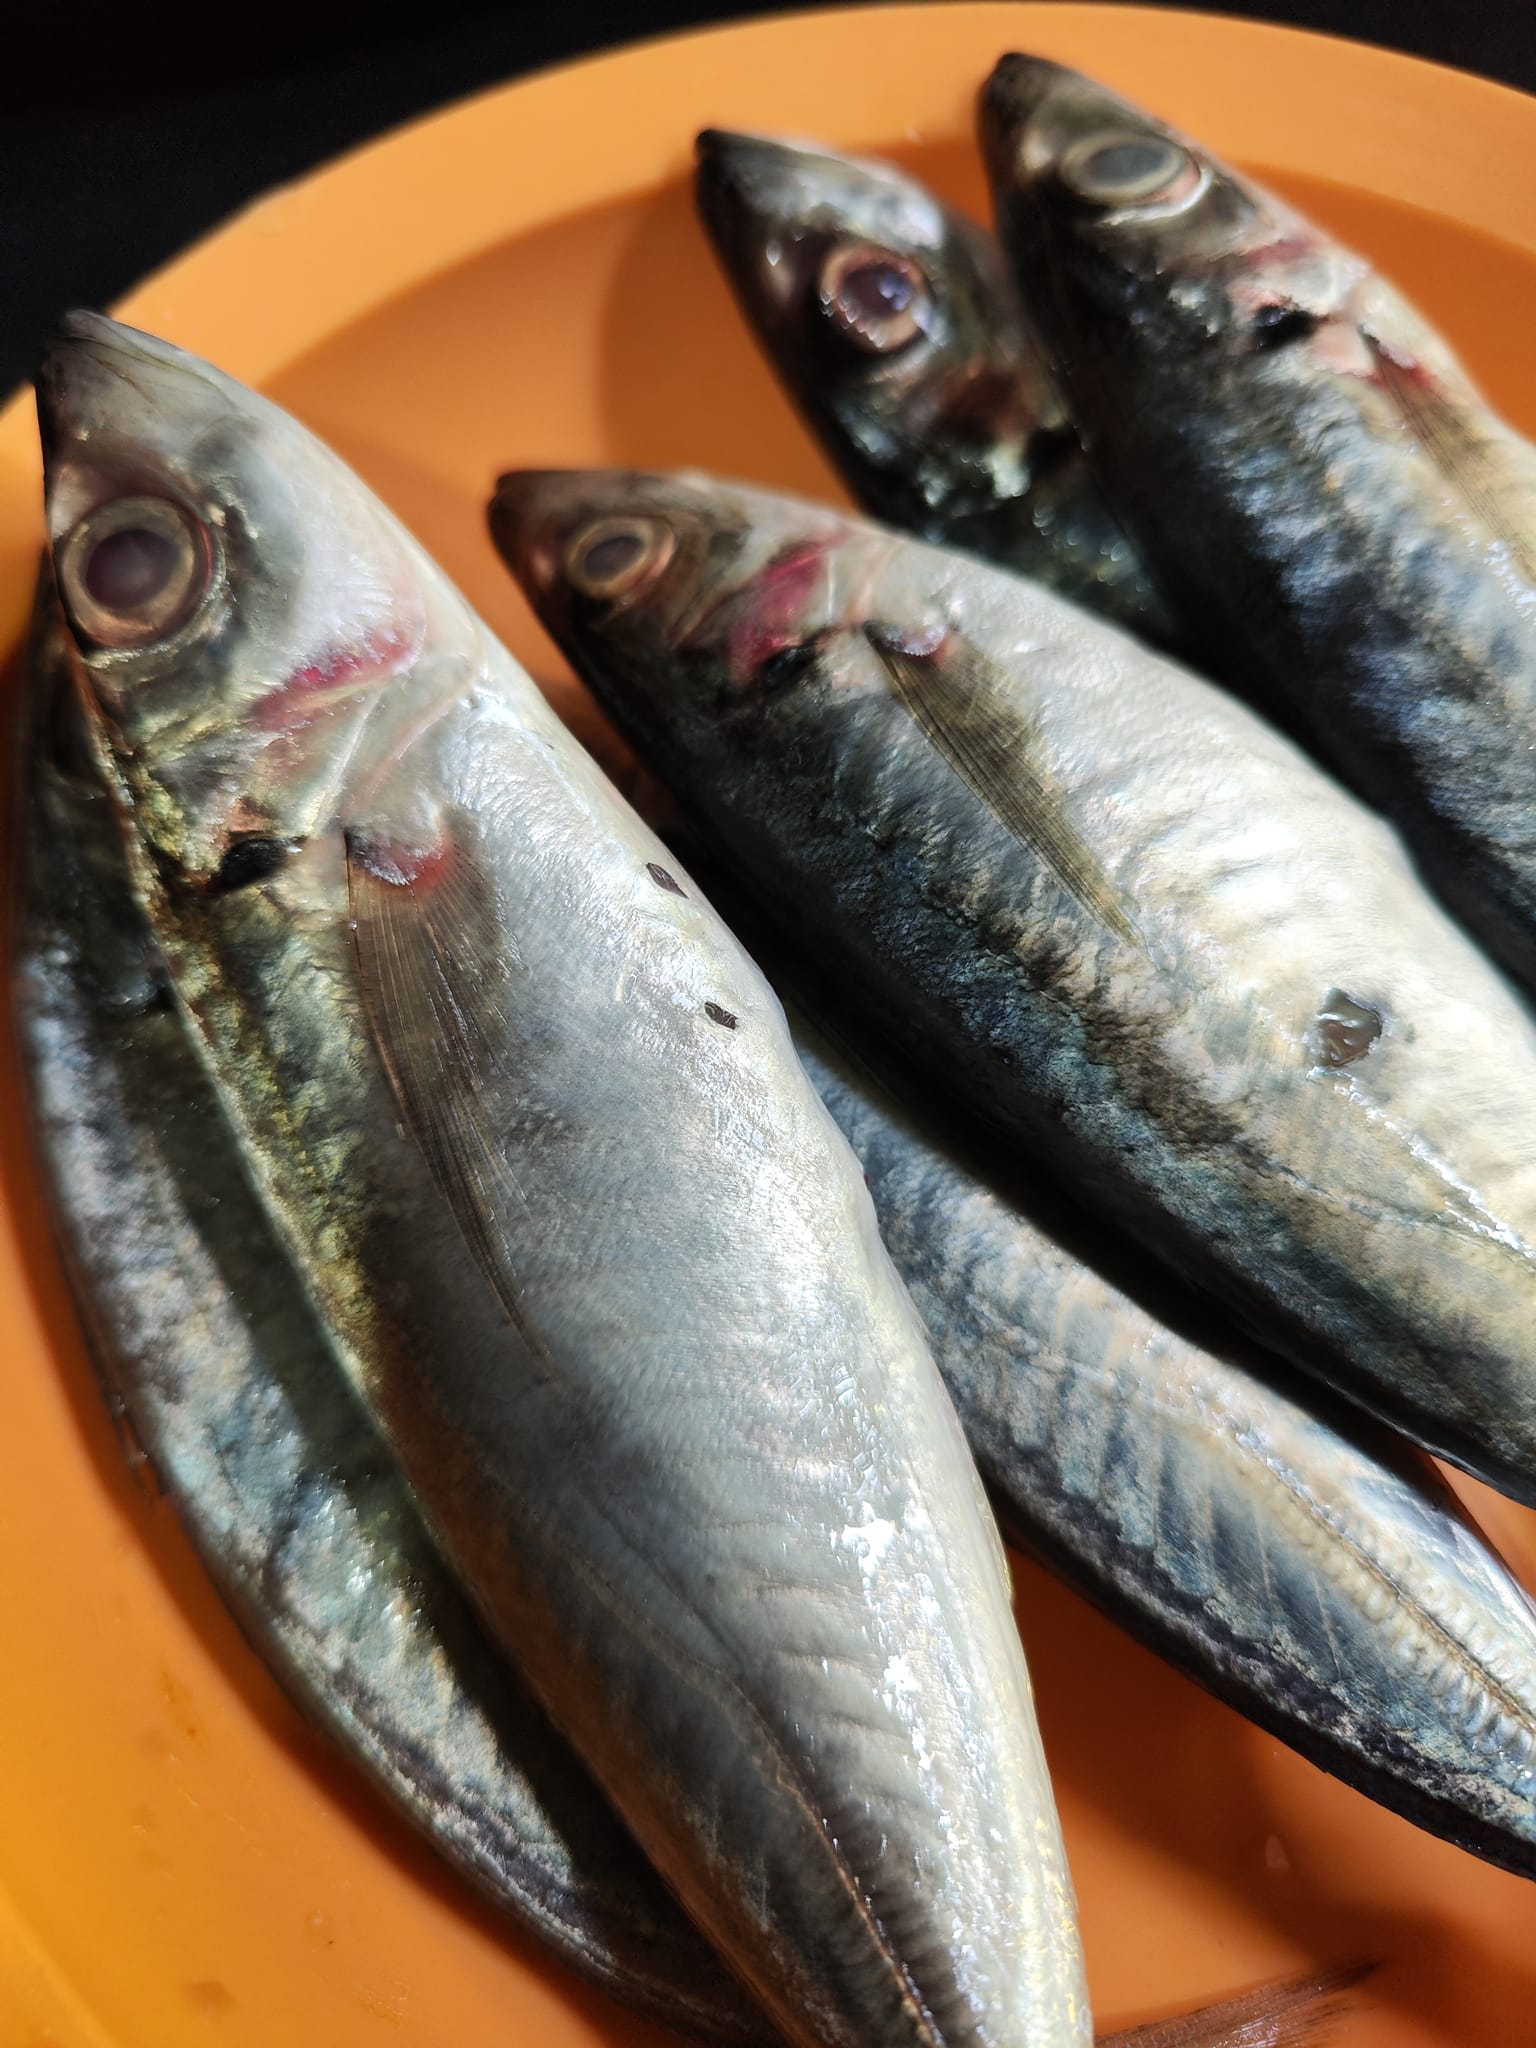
(38, 310, 173, 406)
(978, 50, 1095, 187)
(695, 124, 748, 164)
(35, 311, 187, 495)
(694, 125, 784, 244)
(487, 467, 587, 609)
(34, 311, 121, 471)
(693, 127, 848, 241)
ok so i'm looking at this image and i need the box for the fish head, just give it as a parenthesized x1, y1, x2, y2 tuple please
(979, 55, 1359, 367)
(696, 130, 1063, 524)
(491, 466, 909, 774)
(38, 313, 430, 886)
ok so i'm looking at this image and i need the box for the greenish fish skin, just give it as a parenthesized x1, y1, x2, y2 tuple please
(492, 467, 1536, 1512)
(10, 580, 768, 2048)
(40, 315, 1088, 2048)
(979, 54, 1536, 1000)
(694, 131, 1180, 653)
(12, 604, 1380, 2048)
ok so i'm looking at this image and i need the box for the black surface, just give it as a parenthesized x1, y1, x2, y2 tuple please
(4, 0, 1533, 401)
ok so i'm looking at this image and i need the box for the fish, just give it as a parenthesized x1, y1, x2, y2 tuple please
(37, 313, 1088, 2048)
(9, 567, 766, 2048)
(12, 581, 1382, 2048)
(492, 467, 1536, 1512)
(979, 54, 1536, 1000)
(694, 131, 1180, 651)
(794, 1006, 1536, 1879)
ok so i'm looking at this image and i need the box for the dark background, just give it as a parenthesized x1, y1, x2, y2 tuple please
(4, 0, 1533, 398)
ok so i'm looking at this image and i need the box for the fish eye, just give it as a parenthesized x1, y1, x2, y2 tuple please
(55, 493, 213, 651)
(1058, 129, 1203, 212)
(817, 242, 934, 355)
(565, 516, 675, 600)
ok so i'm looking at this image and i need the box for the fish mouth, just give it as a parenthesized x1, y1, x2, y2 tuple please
(35, 311, 140, 480)
(35, 312, 225, 541)
(38, 312, 183, 448)
(488, 467, 592, 615)
(979, 51, 1137, 191)
(696, 129, 838, 324)
(696, 127, 945, 284)
(694, 127, 811, 256)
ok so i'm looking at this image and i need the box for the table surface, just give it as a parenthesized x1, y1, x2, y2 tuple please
(2, 0, 1532, 400)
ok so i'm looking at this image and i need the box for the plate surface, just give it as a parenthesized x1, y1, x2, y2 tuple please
(2, 8, 1535, 2044)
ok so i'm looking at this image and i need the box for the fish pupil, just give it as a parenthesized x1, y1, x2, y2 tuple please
(581, 531, 645, 583)
(840, 261, 915, 321)
(1061, 130, 1191, 206)
(566, 515, 675, 599)
(1089, 141, 1162, 185)
(819, 243, 930, 352)
(84, 526, 178, 611)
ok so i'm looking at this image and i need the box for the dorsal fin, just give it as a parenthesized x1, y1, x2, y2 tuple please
(1364, 327, 1536, 589)
(345, 821, 549, 1361)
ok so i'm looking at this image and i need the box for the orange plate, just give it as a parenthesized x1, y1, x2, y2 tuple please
(2, 7, 1535, 2044)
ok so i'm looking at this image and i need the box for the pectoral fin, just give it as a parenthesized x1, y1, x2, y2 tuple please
(1365, 328, 1536, 588)
(866, 623, 1143, 950)
(345, 823, 542, 1347)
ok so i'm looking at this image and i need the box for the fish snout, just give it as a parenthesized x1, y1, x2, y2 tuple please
(979, 53, 1086, 188)
(488, 468, 592, 615)
(693, 127, 814, 278)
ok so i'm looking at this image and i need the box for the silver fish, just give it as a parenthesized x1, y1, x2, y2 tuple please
(39, 314, 1087, 2048)
(9, 569, 765, 2046)
(13, 577, 1377, 2048)
(799, 1013, 1536, 1877)
(694, 131, 1180, 652)
(979, 54, 1536, 999)
(492, 468, 1536, 1511)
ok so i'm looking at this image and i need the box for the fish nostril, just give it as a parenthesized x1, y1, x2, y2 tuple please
(84, 525, 179, 609)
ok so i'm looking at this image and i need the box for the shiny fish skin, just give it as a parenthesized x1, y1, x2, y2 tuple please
(980, 55, 1536, 998)
(800, 1020, 1536, 1878)
(9, 582, 766, 2048)
(493, 468, 1536, 1510)
(8, 606, 1375, 2048)
(695, 132, 1180, 652)
(41, 316, 1087, 2048)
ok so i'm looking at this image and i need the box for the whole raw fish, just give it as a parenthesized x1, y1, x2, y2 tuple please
(493, 468, 1536, 1510)
(14, 583, 1377, 2048)
(695, 130, 1179, 651)
(9, 571, 764, 2046)
(980, 55, 1536, 997)
(38, 314, 1087, 2048)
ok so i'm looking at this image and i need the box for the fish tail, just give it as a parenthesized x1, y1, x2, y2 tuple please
(1096, 1960, 1376, 2048)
